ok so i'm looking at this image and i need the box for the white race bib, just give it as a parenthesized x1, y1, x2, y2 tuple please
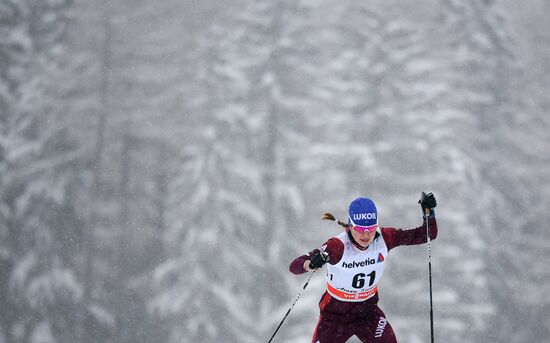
(326, 231, 388, 302)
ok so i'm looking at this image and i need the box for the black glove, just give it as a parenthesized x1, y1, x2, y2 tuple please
(419, 192, 437, 212)
(309, 250, 329, 269)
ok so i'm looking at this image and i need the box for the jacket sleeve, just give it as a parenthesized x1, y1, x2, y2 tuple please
(381, 216, 438, 251)
(289, 237, 344, 275)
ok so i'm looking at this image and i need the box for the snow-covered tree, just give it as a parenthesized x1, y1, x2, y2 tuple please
(62, 0, 188, 341)
(0, 1, 84, 342)
(148, 1, 318, 342)
(442, 1, 550, 341)
(413, 1, 538, 342)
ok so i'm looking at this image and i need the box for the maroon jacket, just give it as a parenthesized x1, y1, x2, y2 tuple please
(289, 216, 438, 322)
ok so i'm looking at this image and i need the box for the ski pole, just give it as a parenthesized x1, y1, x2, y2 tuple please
(425, 208, 435, 343)
(267, 270, 316, 343)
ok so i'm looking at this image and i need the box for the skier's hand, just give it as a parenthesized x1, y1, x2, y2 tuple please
(419, 192, 437, 214)
(307, 250, 329, 270)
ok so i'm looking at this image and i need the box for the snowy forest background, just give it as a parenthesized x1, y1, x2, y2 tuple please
(1, 0, 550, 342)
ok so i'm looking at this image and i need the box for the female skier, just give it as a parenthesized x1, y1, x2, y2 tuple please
(289, 193, 437, 343)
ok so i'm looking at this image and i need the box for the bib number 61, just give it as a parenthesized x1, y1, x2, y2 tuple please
(352, 271, 375, 289)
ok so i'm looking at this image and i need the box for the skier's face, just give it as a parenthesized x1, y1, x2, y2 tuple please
(350, 227, 376, 248)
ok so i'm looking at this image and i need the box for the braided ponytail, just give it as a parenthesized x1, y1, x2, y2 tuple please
(321, 212, 349, 228)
